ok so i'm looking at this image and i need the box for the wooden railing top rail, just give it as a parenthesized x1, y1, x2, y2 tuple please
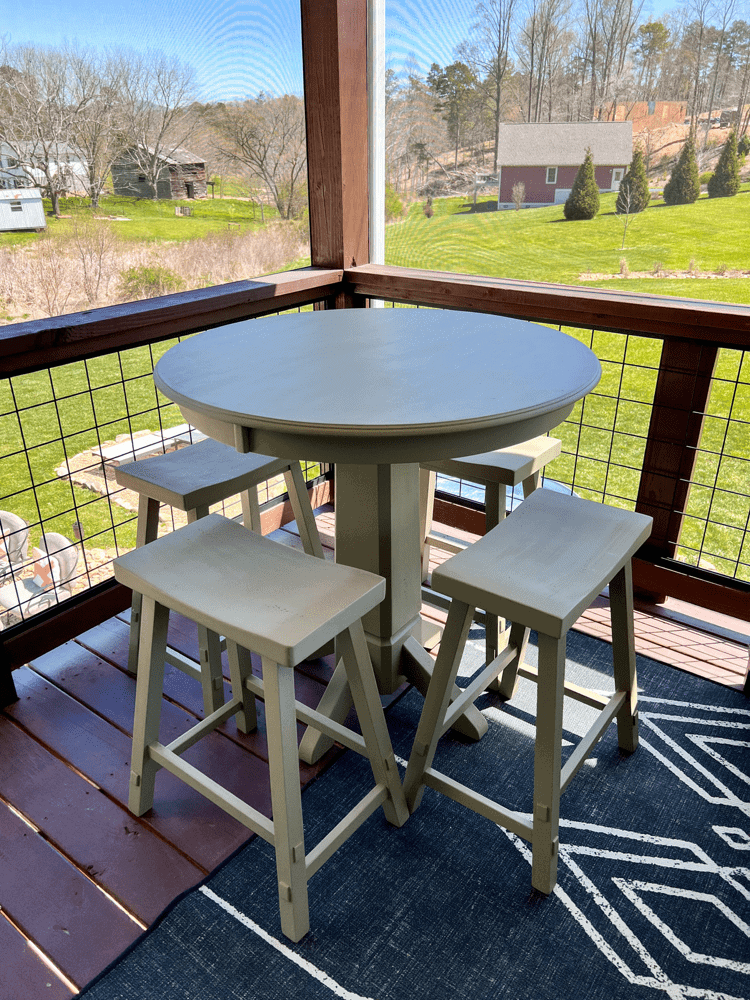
(0, 267, 342, 377)
(346, 264, 750, 349)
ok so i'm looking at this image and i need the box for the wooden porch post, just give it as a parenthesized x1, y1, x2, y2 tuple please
(300, 0, 369, 309)
(634, 339, 719, 602)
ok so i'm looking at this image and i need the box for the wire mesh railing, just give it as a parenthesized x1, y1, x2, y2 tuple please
(675, 348, 750, 583)
(0, 308, 329, 630)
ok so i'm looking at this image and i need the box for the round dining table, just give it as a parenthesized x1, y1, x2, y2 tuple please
(154, 307, 601, 759)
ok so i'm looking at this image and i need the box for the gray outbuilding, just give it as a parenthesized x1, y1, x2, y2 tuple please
(0, 188, 46, 231)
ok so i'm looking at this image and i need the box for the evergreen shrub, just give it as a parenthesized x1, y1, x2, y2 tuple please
(616, 148, 650, 214)
(564, 148, 600, 220)
(708, 132, 740, 198)
(663, 135, 700, 205)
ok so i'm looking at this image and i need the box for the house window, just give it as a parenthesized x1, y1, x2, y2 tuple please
(546, 167, 558, 184)
(10, 203, 22, 212)
(138, 175, 146, 183)
(612, 168, 624, 188)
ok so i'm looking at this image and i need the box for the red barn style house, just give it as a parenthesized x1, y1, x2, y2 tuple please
(496, 122, 632, 208)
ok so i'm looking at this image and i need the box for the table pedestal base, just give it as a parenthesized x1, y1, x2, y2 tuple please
(298, 462, 487, 764)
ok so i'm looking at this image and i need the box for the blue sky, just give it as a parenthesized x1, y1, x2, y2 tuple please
(4, 0, 677, 102)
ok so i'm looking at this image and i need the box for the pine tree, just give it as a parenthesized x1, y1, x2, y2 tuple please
(663, 134, 700, 205)
(708, 132, 740, 198)
(616, 148, 650, 214)
(564, 148, 600, 220)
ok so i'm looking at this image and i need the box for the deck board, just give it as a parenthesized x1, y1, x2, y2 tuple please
(0, 802, 140, 989)
(0, 717, 204, 925)
(0, 916, 73, 1000)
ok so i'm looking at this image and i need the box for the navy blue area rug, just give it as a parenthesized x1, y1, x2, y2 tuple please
(78, 631, 750, 1000)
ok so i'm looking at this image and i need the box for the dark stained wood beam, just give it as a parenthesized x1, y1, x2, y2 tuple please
(635, 341, 718, 592)
(301, 0, 369, 308)
(345, 264, 750, 348)
(0, 268, 342, 377)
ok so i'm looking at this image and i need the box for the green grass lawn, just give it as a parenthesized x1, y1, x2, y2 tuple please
(387, 186, 750, 299)
(0, 193, 281, 248)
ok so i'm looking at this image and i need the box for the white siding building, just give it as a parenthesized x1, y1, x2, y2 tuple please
(0, 189, 46, 231)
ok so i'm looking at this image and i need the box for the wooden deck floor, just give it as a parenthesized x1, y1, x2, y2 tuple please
(1, 505, 747, 999)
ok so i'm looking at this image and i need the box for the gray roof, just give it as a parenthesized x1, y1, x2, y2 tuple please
(118, 145, 204, 167)
(497, 122, 632, 167)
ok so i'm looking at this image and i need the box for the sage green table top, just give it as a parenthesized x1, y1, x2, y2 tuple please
(154, 309, 601, 465)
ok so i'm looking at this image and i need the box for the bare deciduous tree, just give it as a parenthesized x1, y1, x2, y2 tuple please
(0, 43, 93, 215)
(211, 94, 307, 220)
(118, 52, 200, 198)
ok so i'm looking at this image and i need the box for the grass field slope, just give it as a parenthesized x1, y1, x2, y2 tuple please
(386, 187, 750, 304)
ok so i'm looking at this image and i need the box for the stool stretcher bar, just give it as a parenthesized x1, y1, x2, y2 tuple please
(423, 767, 534, 843)
(165, 698, 244, 758)
(242, 674, 369, 757)
(148, 742, 276, 842)
(516, 663, 611, 711)
(559, 691, 627, 794)
(441, 645, 518, 735)
(305, 784, 389, 879)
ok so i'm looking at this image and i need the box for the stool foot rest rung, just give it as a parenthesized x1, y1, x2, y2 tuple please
(441, 645, 518, 736)
(165, 697, 245, 758)
(425, 531, 466, 556)
(148, 742, 275, 842)
(516, 663, 612, 711)
(559, 691, 628, 795)
(305, 784, 389, 880)
(242, 674, 369, 758)
(164, 647, 203, 682)
(423, 767, 533, 842)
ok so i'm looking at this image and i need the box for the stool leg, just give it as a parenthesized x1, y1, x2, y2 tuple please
(403, 599, 475, 813)
(127, 495, 160, 676)
(241, 485, 262, 533)
(284, 463, 325, 559)
(420, 468, 436, 582)
(484, 482, 505, 665)
(609, 562, 639, 753)
(489, 620, 530, 699)
(337, 622, 408, 827)
(187, 506, 225, 716)
(531, 632, 565, 895)
(297, 659, 353, 765)
(262, 656, 309, 942)
(226, 641, 257, 733)
(129, 597, 169, 816)
(521, 469, 542, 498)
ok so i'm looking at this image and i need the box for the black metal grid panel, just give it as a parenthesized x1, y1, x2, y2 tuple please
(674, 348, 750, 583)
(0, 307, 329, 627)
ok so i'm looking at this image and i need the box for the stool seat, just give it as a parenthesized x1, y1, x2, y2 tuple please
(116, 438, 325, 716)
(423, 435, 562, 486)
(433, 488, 652, 638)
(115, 514, 407, 942)
(115, 514, 384, 667)
(404, 489, 652, 897)
(116, 437, 293, 512)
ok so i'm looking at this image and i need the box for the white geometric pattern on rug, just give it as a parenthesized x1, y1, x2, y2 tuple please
(507, 821, 750, 1000)
(638, 697, 750, 817)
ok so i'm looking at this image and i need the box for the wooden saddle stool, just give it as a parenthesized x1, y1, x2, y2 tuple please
(114, 514, 407, 942)
(420, 435, 562, 663)
(404, 488, 652, 895)
(116, 438, 324, 716)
